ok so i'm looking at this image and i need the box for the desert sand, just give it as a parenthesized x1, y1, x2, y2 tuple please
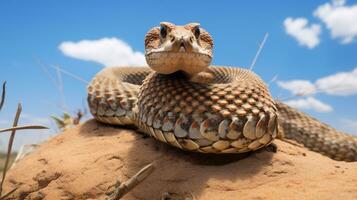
(3, 119, 357, 200)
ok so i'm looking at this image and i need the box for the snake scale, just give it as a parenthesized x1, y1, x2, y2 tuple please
(88, 22, 357, 162)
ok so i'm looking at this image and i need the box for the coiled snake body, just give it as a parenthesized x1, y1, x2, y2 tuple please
(88, 22, 357, 161)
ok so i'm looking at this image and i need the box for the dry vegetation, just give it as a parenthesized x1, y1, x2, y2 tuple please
(51, 110, 84, 131)
(0, 82, 48, 199)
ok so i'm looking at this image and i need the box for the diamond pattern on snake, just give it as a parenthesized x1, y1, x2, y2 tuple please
(87, 22, 357, 162)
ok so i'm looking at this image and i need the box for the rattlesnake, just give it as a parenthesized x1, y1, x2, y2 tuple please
(87, 22, 357, 162)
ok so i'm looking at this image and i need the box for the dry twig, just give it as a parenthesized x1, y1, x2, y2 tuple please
(0, 187, 17, 200)
(0, 125, 48, 133)
(0, 82, 5, 111)
(0, 103, 22, 196)
(107, 163, 155, 200)
(0, 82, 49, 198)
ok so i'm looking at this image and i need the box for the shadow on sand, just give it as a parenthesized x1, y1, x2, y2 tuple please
(79, 119, 275, 199)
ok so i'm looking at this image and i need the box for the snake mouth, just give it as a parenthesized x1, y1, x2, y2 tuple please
(179, 43, 186, 52)
(146, 50, 212, 58)
(145, 51, 212, 75)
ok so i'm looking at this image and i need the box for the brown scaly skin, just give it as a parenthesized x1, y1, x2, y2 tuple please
(87, 22, 357, 161)
(276, 101, 357, 161)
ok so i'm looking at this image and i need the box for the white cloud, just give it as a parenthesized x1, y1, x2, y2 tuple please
(277, 68, 357, 112)
(278, 67, 357, 96)
(316, 67, 357, 96)
(59, 37, 147, 67)
(277, 80, 316, 96)
(284, 97, 333, 113)
(284, 17, 321, 48)
(314, 0, 357, 44)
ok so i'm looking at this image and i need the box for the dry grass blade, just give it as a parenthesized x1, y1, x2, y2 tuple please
(0, 82, 49, 198)
(0, 187, 17, 200)
(51, 115, 66, 129)
(107, 163, 155, 200)
(0, 103, 22, 196)
(49, 65, 88, 84)
(0, 82, 6, 111)
(267, 74, 278, 86)
(249, 32, 269, 71)
(0, 125, 48, 133)
(55, 65, 67, 111)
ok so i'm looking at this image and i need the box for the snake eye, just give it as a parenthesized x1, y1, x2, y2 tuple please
(194, 26, 200, 39)
(160, 25, 167, 38)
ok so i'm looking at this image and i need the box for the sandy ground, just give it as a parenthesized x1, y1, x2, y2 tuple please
(3, 119, 357, 200)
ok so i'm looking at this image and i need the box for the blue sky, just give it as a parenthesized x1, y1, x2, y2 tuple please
(1, 0, 357, 151)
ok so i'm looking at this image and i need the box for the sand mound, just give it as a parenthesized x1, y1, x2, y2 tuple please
(3, 119, 357, 200)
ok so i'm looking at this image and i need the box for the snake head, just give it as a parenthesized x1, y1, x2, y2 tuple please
(145, 22, 213, 76)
